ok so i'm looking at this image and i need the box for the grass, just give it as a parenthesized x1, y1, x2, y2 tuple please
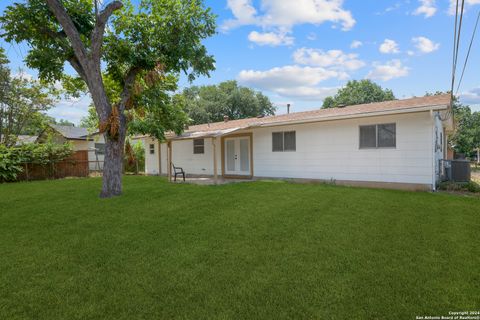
(0, 177, 479, 320)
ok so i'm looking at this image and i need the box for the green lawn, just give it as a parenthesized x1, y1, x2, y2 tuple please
(0, 177, 479, 320)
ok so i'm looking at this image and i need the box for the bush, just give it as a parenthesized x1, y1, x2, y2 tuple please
(438, 181, 480, 193)
(0, 142, 73, 183)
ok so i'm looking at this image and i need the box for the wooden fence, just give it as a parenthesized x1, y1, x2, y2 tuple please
(17, 151, 98, 181)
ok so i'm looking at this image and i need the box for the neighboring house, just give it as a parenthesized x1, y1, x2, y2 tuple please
(37, 124, 105, 170)
(139, 94, 454, 191)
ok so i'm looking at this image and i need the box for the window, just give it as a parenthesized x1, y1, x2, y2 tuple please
(94, 143, 105, 155)
(193, 139, 204, 154)
(149, 144, 155, 155)
(272, 131, 296, 152)
(359, 123, 396, 149)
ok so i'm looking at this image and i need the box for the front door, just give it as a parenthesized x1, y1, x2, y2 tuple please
(224, 136, 251, 176)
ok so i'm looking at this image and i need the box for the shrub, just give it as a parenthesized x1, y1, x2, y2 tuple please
(0, 142, 73, 183)
(438, 181, 480, 193)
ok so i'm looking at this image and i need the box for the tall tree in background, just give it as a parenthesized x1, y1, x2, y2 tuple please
(450, 100, 480, 158)
(0, 50, 57, 146)
(1, 0, 216, 197)
(322, 80, 395, 108)
(181, 81, 275, 125)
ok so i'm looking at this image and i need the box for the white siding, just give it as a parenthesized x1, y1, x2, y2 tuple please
(144, 137, 160, 175)
(160, 143, 168, 175)
(252, 112, 435, 185)
(171, 138, 221, 176)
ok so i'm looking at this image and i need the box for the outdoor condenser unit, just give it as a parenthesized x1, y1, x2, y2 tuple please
(450, 160, 471, 182)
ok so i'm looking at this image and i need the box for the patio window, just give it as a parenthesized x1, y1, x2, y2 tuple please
(272, 131, 296, 152)
(149, 144, 155, 155)
(359, 123, 396, 149)
(193, 139, 205, 154)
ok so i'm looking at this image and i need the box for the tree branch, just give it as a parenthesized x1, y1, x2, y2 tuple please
(45, 0, 89, 68)
(91, 1, 123, 61)
(68, 57, 87, 83)
(118, 67, 140, 112)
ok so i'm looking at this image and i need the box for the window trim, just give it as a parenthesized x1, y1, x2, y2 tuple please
(149, 144, 155, 155)
(193, 138, 205, 154)
(272, 131, 296, 152)
(359, 123, 396, 149)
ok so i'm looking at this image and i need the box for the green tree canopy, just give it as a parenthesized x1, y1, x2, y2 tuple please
(181, 81, 275, 125)
(450, 100, 480, 157)
(322, 80, 395, 108)
(0, 49, 57, 146)
(1, 0, 216, 197)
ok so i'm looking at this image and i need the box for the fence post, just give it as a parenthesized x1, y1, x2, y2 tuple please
(25, 163, 29, 181)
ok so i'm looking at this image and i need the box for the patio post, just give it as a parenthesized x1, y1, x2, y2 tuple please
(167, 141, 172, 182)
(212, 137, 218, 184)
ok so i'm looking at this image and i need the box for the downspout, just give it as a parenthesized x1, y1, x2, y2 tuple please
(430, 110, 437, 191)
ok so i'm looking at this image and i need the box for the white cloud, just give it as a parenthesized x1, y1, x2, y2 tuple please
(223, 0, 356, 32)
(350, 40, 363, 49)
(366, 60, 409, 81)
(412, 36, 440, 53)
(413, 0, 437, 18)
(47, 95, 92, 125)
(274, 86, 339, 100)
(459, 86, 480, 104)
(248, 30, 294, 46)
(238, 65, 347, 100)
(223, 0, 257, 30)
(12, 70, 34, 81)
(448, 0, 480, 15)
(293, 48, 365, 70)
(379, 39, 400, 54)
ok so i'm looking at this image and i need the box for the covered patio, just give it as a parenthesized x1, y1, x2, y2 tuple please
(164, 126, 254, 185)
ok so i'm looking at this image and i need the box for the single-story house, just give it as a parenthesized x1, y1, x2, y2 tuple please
(37, 124, 105, 170)
(139, 94, 454, 191)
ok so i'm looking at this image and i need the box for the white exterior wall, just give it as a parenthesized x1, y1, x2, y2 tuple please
(160, 143, 168, 175)
(143, 137, 161, 175)
(171, 138, 221, 176)
(252, 112, 435, 185)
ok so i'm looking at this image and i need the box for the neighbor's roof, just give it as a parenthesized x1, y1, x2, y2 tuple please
(168, 94, 451, 140)
(16, 135, 38, 145)
(50, 125, 98, 140)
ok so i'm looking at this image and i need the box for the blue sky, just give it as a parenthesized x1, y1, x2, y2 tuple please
(1, 0, 480, 124)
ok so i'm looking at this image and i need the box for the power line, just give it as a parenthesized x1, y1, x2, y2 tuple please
(451, 0, 465, 94)
(456, 10, 480, 95)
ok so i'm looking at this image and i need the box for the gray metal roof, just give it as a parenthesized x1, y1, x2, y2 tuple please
(50, 125, 90, 140)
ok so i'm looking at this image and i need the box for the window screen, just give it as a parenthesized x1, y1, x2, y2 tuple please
(377, 123, 396, 148)
(95, 143, 105, 155)
(193, 139, 204, 154)
(272, 132, 284, 152)
(284, 131, 296, 151)
(359, 125, 377, 149)
(149, 144, 155, 155)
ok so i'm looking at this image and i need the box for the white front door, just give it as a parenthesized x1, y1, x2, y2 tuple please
(224, 136, 251, 176)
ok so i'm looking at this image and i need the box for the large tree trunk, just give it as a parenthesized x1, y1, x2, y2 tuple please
(99, 111, 127, 198)
(101, 134, 125, 198)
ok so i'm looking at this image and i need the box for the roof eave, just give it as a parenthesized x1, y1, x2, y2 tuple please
(251, 104, 449, 129)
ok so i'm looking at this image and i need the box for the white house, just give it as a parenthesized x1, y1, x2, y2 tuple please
(139, 94, 454, 191)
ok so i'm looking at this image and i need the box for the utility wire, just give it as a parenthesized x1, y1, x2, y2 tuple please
(455, 10, 480, 95)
